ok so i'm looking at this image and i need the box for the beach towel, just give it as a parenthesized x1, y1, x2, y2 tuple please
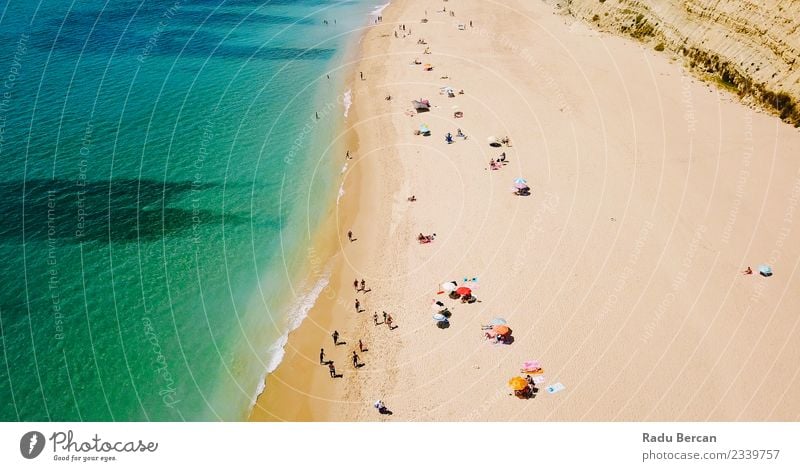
(531, 375, 546, 385)
(521, 368, 544, 375)
(546, 383, 565, 394)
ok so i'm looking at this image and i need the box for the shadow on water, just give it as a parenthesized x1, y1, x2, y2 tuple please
(30, 7, 336, 62)
(0, 178, 251, 244)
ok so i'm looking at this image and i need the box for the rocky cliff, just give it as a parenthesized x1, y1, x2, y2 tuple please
(552, 0, 800, 126)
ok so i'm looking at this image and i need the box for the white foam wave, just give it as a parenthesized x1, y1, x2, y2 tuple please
(343, 88, 352, 117)
(251, 270, 332, 405)
(370, 2, 390, 19)
(337, 182, 346, 204)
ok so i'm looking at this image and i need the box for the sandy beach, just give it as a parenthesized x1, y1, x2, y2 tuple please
(251, 0, 800, 421)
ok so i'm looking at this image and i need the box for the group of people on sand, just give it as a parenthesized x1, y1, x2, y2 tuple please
(489, 152, 508, 170)
(324, 328, 369, 377)
(417, 233, 436, 244)
(321, 226, 402, 415)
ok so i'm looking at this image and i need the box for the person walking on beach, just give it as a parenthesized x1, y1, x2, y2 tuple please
(374, 400, 389, 414)
(329, 362, 337, 378)
(347, 230, 354, 242)
(320, 348, 325, 364)
(360, 279, 366, 291)
(382, 311, 388, 324)
(386, 314, 394, 330)
(360, 71, 364, 80)
(358, 339, 365, 352)
(346, 150, 350, 159)
(355, 299, 361, 312)
(373, 313, 379, 325)
(332, 330, 339, 345)
(354, 279, 359, 291)
(352, 351, 360, 368)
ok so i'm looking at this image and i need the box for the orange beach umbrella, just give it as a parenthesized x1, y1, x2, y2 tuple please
(508, 376, 528, 391)
(492, 325, 510, 336)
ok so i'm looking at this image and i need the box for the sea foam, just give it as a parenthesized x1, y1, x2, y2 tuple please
(343, 88, 352, 117)
(251, 269, 332, 406)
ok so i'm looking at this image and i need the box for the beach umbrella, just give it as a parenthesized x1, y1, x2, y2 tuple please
(492, 325, 510, 336)
(433, 313, 447, 322)
(758, 264, 773, 276)
(514, 178, 527, 185)
(455, 286, 472, 296)
(508, 376, 528, 391)
(441, 281, 457, 292)
(514, 182, 529, 190)
(487, 136, 498, 144)
(490, 317, 507, 326)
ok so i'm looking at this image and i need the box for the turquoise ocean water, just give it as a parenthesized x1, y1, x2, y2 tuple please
(0, 0, 382, 421)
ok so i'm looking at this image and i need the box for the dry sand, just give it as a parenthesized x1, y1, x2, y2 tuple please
(251, 0, 800, 421)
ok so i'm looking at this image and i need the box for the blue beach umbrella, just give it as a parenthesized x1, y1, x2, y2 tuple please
(433, 313, 448, 322)
(490, 317, 507, 326)
(514, 178, 527, 185)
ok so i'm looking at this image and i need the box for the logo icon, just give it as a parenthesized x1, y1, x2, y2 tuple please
(20, 431, 45, 459)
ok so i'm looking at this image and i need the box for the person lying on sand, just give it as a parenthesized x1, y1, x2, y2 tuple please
(408, 195, 417, 202)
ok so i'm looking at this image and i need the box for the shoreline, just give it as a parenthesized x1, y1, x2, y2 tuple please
(248, 4, 388, 420)
(252, 0, 800, 421)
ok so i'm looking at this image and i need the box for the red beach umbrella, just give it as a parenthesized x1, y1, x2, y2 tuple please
(455, 286, 472, 296)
